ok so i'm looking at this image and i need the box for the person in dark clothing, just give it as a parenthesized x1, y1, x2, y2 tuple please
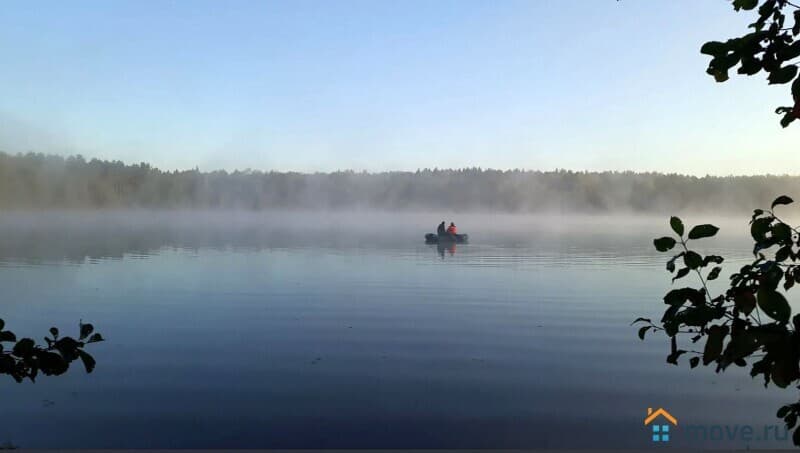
(437, 221, 446, 235)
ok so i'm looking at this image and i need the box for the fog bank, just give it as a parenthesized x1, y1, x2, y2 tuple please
(1, 152, 798, 213)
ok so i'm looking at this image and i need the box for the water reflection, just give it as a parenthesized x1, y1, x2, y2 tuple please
(0, 211, 786, 449)
(435, 242, 457, 259)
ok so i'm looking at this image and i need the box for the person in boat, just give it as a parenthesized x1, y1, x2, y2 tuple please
(437, 221, 446, 235)
(447, 222, 457, 235)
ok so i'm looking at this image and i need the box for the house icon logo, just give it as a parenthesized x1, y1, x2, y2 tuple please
(644, 407, 677, 442)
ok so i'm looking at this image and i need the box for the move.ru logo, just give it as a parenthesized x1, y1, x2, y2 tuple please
(644, 407, 678, 442)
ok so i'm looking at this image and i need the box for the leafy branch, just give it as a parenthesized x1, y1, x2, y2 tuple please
(702, 0, 800, 126)
(636, 195, 800, 446)
(0, 319, 104, 383)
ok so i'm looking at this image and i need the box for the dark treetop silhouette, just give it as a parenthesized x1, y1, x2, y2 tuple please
(7, 152, 800, 212)
(0, 319, 103, 383)
(635, 195, 800, 446)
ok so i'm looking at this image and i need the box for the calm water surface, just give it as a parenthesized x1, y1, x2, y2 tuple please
(0, 211, 792, 448)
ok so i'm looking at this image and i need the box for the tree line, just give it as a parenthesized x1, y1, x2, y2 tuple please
(1, 151, 799, 212)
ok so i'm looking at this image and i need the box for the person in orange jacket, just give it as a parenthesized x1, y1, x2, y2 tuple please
(446, 222, 457, 235)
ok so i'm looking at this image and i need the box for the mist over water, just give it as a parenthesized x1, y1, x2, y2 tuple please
(0, 210, 792, 449)
(0, 210, 759, 265)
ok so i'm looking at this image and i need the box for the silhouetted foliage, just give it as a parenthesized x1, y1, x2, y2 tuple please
(0, 318, 103, 383)
(4, 152, 800, 212)
(702, 0, 800, 126)
(635, 195, 800, 446)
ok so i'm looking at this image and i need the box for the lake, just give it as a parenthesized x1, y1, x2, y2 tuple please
(0, 211, 792, 449)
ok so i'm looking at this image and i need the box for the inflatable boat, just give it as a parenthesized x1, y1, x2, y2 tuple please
(425, 233, 469, 244)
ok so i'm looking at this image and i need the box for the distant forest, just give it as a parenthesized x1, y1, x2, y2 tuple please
(0, 152, 798, 213)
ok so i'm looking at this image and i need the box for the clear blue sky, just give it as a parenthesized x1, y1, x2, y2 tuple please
(1, 0, 797, 174)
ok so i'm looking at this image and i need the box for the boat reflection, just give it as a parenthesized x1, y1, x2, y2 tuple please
(437, 242, 456, 259)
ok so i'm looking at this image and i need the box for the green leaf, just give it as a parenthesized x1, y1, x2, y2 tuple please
(717, 52, 741, 70)
(702, 255, 724, 266)
(87, 333, 104, 343)
(776, 246, 792, 262)
(670, 216, 684, 236)
(38, 350, 68, 376)
(757, 289, 791, 323)
(673, 267, 691, 282)
(771, 356, 797, 388)
(789, 412, 799, 429)
(690, 356, 700, 368)
(751, 217, 773, 241)
(763, 264, 785, 291)
(666, 349, 687, 365)
(733, 0, 758, 10)
(666, 253, 684, 273)
(794, 10, 800, 36)
(0, 331, 16, 343)
(768, 65, 798, 84)
(662, 305, 680, 324)
(735, 289, 757, 315)
(780, 111, 796, 128)
(77, 350, 96, 373)
(738, 56, 762, 75)
(779, 406, 792, 418)
(700, 41, 728, 56)
(631, 317, 651, 325)
(54, 337, 81, 361)
(12, 338, 35, 357)
(49, 327, 58, 338)
(654, 236, 677, 252)
(793, 76, 800, 98)
(707, 266, 722, 280)
(793, 425, 800, 447)
(703, 326, 728, 365)
(778, 42, 800, 62)
(664, 287, 705, 306)
(758, 0, 776, 22)
(684, 251, 703, 269)
(638, 325, 651, 340)
(773, 222, 793, 242)
(710, 67, 730, 82)
(0, 319, 4, 331)
(721, 331, 762, 370)
(772, 195, 794, 209)
(704, 325, 729, 365)
(677, 305, 725, 327)
(688, 224, 719, 240)
(79, 322, 93, 341)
